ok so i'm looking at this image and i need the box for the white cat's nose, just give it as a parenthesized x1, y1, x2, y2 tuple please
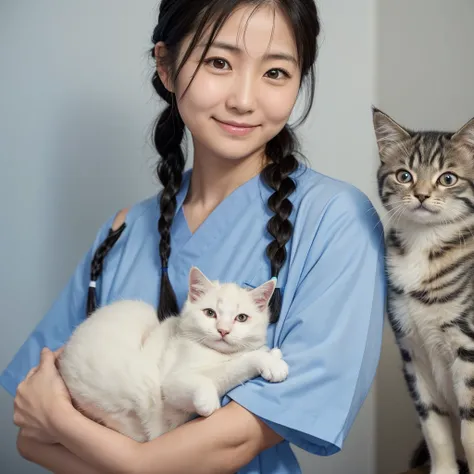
(217, 329, 230, 338)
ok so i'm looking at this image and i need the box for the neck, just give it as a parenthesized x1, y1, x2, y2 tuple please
(185, 148, 266, 211)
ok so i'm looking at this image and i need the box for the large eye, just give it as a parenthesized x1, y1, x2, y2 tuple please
(438, 172, 458, 187)
(235, 314, 248, 322)
(203, 308, 216, 318)
(396, 170, 413, 184)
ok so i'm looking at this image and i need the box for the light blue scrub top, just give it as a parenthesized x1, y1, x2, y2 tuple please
(0, 165, 386, 473)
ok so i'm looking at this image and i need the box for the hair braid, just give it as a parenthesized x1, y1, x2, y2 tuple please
(262, 125, 299, 323)
(86, 223, 127, 317)
(151, 71, 186, 321)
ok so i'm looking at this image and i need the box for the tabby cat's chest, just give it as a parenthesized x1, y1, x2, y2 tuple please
(387, 248, 433, 292)
(386, 225, 472, 332)
(386, 224, 474, 294)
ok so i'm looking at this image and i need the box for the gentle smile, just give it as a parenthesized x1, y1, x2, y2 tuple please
(213, 118, 259, 136)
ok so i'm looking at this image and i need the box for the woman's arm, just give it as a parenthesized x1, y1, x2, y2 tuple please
(54, 400, 282, 474)
(17, 430, 105, 474)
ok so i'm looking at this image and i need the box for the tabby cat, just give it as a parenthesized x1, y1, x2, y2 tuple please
(372, 107, 474, 474)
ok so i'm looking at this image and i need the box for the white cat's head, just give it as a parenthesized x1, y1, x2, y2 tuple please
(179, 267, 276, 354)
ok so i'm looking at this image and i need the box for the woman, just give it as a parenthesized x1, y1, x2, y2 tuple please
(2, 1, 386, 473)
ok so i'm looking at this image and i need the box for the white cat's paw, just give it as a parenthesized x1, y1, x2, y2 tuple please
(193, 383, 221, 417)
(430, 468, 458, 474)
(269, 348, 283, 359)
(259, 352, 289, 383)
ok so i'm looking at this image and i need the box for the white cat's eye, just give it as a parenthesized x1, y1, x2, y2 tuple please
(235, 314, 248, 322)
(438, 172, 458, 187)
(203, 308, 216, 318)
(396, 170, 413, 184)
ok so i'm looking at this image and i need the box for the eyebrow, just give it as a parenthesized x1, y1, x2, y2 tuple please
(198, 41, 298, 65)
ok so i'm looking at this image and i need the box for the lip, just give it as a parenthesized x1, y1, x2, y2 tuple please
(413, 205, 437, 214)
(213, 118, 259, 136)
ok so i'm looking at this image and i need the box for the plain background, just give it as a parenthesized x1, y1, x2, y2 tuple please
(1, 1, 473, 473)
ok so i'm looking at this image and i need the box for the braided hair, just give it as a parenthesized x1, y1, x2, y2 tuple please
(87, 222, 126, 316)
(149, 0, 320, 323)
(262, 125, 300, 322)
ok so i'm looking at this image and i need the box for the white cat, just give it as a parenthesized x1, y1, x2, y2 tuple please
(58, 267, 289, 442)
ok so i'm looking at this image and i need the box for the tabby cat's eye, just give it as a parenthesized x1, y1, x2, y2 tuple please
(396, 170, 413, 184)
(438, 172, 458, 187)
(235, 314, 249, 322)
(203, 308, 216, 318)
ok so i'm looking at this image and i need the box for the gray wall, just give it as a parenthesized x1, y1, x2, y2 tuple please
(375, 1, 474, 473)
(0, 2, 160, 472)
(0, 1, 377, 472)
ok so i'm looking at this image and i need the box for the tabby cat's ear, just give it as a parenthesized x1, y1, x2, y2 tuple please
(188, 267, 214, 302)
(452, 117, 474, 148)
(372, 107, 411, 161)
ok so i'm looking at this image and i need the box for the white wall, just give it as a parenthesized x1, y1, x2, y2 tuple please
(375, 1, 474, 473)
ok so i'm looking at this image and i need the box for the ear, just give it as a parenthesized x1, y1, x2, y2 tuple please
(250, 278, 277, 312)
(188, 267, 214, 303)
(452, 117, 474, 148)
(155, 41, 175, 93)
(372, 106, 411, 161)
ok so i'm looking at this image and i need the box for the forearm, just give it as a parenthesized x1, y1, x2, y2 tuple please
(137, 401, 282, 474)
(54, 402, 281, 474)
(17, 431, 104, 474)
(54, 406, 141, 474)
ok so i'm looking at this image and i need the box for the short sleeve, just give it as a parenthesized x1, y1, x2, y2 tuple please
(0, 216, 115, 397)
(226, 187, 386, 456)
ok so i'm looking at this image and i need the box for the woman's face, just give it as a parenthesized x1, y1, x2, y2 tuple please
(158, 4, 302, 165)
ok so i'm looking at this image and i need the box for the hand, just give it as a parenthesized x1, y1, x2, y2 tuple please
(14, 347, 72, 444)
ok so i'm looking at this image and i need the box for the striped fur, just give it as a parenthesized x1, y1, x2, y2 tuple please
(373, 108, 474, 474)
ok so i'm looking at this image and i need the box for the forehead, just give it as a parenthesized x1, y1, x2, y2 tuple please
(211, 285, 249, 314)
(390, 132, 458, 170)
(209, 5, 297, 59)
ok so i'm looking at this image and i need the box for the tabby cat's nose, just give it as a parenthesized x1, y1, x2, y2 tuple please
(415, 194, 429, 203)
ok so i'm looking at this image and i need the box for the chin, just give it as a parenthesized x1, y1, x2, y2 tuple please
(196, 134, 266, 162)
(205, 338, 236, 354)
(403, 208, 449, 226)
(214, 146, 265, 162)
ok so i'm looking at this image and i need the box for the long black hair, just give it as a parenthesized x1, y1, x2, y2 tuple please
(151, 0, 320, 323)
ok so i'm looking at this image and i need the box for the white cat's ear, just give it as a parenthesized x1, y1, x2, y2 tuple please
(250, 278, 277, 312)
(452, 117, 474, 148)
(188, 267, 214, 302)
(372, 107, 411, 161)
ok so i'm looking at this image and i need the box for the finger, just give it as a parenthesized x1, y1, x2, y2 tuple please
(54, 346, 64, 358)
(13, 411, 23, 427)
(39, 347, 54, 367)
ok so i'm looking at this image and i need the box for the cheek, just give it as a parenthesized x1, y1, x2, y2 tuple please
(261, 84, 299, 125)
(175, 71, 226, 119)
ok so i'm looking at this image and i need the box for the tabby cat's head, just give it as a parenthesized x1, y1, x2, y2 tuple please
(373, 107, 474, 226)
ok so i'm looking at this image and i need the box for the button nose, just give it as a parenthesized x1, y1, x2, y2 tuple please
(415, 194, 429, 203)
(218, 329, 229, 338)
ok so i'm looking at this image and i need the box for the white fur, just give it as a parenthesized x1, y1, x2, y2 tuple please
(59, 268, 288, 441)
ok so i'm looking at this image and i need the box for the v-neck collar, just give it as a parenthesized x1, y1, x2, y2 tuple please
(171, 168, 263, 258)
(175, 168, 262, 233)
